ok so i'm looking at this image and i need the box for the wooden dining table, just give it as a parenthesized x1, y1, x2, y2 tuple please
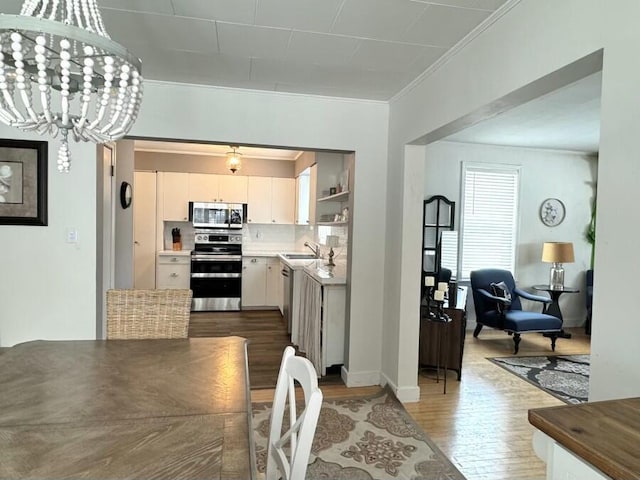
(0, 336, 257, 479)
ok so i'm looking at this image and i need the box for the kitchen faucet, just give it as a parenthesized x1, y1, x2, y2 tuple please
(304, 241, 321, 258)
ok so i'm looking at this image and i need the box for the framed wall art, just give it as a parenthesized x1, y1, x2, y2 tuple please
(539, 198, 565, 227)
(0, 139, 48, 226)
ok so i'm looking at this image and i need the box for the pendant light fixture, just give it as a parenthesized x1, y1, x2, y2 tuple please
(0, 0, 144, 173)
(226, 145, 242, 173)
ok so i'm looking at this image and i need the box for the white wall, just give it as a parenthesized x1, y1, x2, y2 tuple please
(0, 129, 98, 346)
(114, 140, 135, 288)
(387, 0, 640, 401)
(129, 82, 389, 385)
(0, 82, 389, 391)
(424, 141, 596, 328)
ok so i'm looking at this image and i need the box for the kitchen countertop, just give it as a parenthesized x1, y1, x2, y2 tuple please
(241, 250, 283, 258)
(158, 250, 192, 256)
(529, 397, 640, 480)
(303, 263, 347, 285)
(207, 249, 348, 285)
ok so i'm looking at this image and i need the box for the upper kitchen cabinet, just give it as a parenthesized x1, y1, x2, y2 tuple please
(247, 177, 295, 224)
(295, 164, 317, 225)
(159, 172, 189, 221)
(188, 173, 248, 203)
(188, 173, 219, 203)
(219, 175, 248, 203)
(272, 178, 295, 224)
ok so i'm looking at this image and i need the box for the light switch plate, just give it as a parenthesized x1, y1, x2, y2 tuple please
(66, 229, 78, 243)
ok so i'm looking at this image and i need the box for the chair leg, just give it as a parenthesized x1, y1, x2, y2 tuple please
(473, 323, 483, 338)
(550, 334, 557, 352)
(513, 333, 521, 354)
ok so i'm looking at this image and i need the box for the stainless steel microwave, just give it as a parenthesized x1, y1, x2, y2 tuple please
(189, 202, 245, 229)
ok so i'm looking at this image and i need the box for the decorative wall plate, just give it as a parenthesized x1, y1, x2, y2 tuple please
(540, 198, 565, 227)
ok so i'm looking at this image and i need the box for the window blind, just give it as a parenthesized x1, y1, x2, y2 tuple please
(460, 165, 519, 279)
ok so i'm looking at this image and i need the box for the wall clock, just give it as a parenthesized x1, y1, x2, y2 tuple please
(120, 181, 132, 209)
(540, 198, 565, 227)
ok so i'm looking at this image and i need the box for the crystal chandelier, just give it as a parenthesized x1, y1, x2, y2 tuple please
(226, 145, 242, 173)
(0, 0, 143, 172)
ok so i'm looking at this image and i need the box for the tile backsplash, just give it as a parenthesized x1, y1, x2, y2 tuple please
(162, 222, 348, 260)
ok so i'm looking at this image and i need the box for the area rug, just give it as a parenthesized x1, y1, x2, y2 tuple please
(488, 354, 590, 404)
(252, 387, 466, 479)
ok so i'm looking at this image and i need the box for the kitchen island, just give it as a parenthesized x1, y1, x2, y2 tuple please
(529, 397, 640, 480)
(273, 253, 346, 377)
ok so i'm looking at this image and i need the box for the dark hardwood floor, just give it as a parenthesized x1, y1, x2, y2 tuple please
(189, 309, 291, 389)
(189, 309, 343, 389)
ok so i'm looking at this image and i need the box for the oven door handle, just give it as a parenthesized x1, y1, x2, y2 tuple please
(191, 255, 242, 261)
(191, 273, 242, 278)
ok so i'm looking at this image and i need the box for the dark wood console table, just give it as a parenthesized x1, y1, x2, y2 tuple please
(419, 286, 468, 381)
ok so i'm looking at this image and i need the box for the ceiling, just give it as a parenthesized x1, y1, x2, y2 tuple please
(1, 0, 508, 101)
(2, 0, 600, 153)
(444, 72, 602, 154)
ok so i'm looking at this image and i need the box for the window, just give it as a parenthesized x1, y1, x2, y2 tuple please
(460, 164, 520, 280)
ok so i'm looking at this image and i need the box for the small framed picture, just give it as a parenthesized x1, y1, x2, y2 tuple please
(0, 139, 48, 226)
(539, 198, 565, 227)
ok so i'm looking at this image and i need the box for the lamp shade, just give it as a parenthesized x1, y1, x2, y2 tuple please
(542, 242, 575, 263)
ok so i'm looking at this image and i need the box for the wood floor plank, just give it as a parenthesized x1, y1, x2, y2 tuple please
(188, 309, 590, 480)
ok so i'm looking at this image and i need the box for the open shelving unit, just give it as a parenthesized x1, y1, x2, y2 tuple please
(317, 190, 349, 202)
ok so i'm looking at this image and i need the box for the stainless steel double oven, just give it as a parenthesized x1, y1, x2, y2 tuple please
(190, 230, 242, 311)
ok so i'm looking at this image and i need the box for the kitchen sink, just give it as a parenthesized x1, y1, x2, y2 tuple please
(282, 253, 317, 259)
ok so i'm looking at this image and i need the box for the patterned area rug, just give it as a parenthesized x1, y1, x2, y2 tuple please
(252, 387, 466, 479)
(488, 354, 590, 404)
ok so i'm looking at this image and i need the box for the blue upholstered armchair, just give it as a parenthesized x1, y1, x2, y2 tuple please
(470, 269, 563, 354)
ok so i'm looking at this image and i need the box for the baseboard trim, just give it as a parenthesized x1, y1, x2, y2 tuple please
(380, 372, 421, 403)
(341, 366, 381, 387)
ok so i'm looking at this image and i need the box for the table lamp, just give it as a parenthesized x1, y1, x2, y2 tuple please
(325, 235, 339, 267)
(541, 242, 574, 290)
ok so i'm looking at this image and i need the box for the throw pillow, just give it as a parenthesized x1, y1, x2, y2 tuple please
(490, 281, 512, 313)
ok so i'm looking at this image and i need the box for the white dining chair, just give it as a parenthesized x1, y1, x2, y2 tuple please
(266, 346, 323, 480)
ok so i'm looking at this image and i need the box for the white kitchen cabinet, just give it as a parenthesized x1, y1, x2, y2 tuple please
(247, 177, 295, 224)
(272, 178, 295, 224)
(319, 281, 346, 372)
(188, 173, 219, 203)
(242, 256, 280, 308)
(188, 173, 248, 203)
(296, 169, 310, 225)
(219, 174, 248, 203)
(309, 164, 317, 225)
(295, 165, 317, 225)
(297, 272, 346, 376)
(160, 172, 189, 221)
(242, 256, 266, 307)
(156, 253, 190, 289)
(247, 177, 272, 223)
(266, 257, 281, 307)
